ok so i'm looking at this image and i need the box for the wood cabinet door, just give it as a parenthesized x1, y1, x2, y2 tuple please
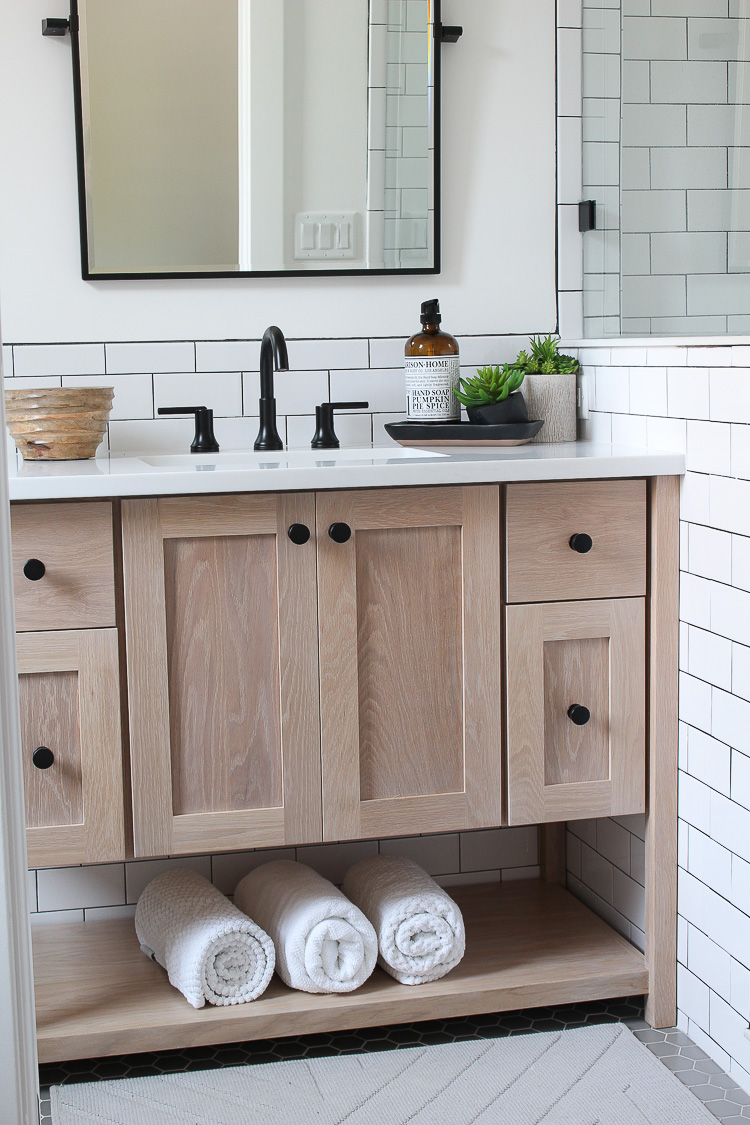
(122, 494, 322, 857)
(506, 598, 646, 825)
(316, 485, 503, 841)
(17, 629, 125, 867)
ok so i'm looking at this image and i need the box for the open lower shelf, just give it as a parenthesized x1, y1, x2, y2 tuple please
(34, 879, 648, 1063)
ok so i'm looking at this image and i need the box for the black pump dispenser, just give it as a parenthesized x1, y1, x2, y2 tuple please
(420, 299, 442, 325)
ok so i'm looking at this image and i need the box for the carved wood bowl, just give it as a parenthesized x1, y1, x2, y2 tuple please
(5, 387, 114, 460)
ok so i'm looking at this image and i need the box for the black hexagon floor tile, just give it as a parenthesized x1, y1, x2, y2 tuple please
(37, 997, 749, 1123)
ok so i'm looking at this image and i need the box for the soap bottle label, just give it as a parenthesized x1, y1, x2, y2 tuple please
(405, 356, 460, 422)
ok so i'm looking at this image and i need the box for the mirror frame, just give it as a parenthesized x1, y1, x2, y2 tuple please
(68, 0, 444, 280)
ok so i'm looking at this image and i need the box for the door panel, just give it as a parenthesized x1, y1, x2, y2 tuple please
(317, 485, 503, 841)
(17, 629, 125, 866)
(122, 493, 322, 856)
(506, 598, 646, 824)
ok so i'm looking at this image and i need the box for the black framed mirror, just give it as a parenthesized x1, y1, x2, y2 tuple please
(67, 0, 445, 279)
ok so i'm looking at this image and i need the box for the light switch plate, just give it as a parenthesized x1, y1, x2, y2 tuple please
(294, 213, 358, 260)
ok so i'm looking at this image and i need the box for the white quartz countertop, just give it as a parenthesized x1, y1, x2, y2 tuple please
(6, 442, 685, 501)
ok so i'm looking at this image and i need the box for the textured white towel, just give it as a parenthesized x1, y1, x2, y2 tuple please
(343, 854, 465, 985)
(234, 861, 377, 994)
(134, 869, 275, 1009)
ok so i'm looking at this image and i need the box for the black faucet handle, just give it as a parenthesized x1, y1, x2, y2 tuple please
(311, 402, 370, 450)
(157, 406, 220, 454)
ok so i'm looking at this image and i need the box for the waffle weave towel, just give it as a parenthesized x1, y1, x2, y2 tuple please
(343, 854, 465, 985)
(135, 869, 275, 1008)
(234, 860, 377, 994)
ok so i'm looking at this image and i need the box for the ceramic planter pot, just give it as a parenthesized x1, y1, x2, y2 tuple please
(466, 392, 528, 426)
(521, 372, 577, 443)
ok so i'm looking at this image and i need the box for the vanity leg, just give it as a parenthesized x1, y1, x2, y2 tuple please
(645, 475, 679, 1029)
(539, 823, 567, 884)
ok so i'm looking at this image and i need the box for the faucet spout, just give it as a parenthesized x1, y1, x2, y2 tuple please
(254, 325, 288, 451)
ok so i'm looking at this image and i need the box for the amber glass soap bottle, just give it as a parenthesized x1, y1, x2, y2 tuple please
(404, 298, 460, 423)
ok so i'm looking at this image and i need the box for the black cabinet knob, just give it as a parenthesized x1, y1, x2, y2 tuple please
(287, 523, 311, 545)
(569, 533, 593, 554)
(32, 746, 55, 770)
(23, 558, 46, 581)
(567, 704, 591, 726)
(328, 522, 352, 544)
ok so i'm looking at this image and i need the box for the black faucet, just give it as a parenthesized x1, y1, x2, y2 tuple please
(254, 326, 288, 451)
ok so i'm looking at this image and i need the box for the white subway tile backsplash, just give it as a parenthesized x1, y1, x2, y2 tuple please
(296, 840, 379, 885)
(37, 864, 125, 912)
(380, 834, 460, 875)
(680, 572, 712, 630)
(688, 626, 732, 691)
(331, 368, 405, 414)
(688, 826, 732, 900)
(689, 524, 732, 583)
(211, 849, 296, 896)
(247, 370, 328, 417)
(13, 343, 105, 379)
(106, 342, 195, 375)
(153, 372, 242, 418)
(710, 369, 750, 424)
(668, 367, 710, 420)
(688, 727, 731, 797)
(460, 827, 538, 872)
(196, 341, 259, 372)
(286, 339, 369, 371)
(125, 856, 212, 904)
(688, 924, 732, 1004)
(686, 421, 731, 476)
(31, 910, 85, 926)
(630, 366, 667, 416)
(711, 476, 750, 537)
(62, 373, 153, 421)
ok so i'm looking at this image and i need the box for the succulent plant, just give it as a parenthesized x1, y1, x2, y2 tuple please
(454, 364, 525, 408)
(524, 334, 579, 375)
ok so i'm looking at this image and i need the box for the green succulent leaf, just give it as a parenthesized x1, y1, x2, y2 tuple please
(453, 363, 525, 407)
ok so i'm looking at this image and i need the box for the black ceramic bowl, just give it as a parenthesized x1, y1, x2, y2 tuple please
(466, 392, 528, 426)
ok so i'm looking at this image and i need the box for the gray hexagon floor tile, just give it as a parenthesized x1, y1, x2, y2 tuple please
(37, 996, 749, 1124)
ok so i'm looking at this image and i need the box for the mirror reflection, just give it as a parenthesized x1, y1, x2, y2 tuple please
(74, 0, 438, 277)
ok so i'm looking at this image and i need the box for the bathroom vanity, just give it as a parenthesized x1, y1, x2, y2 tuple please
(7, 442, 682, 1061)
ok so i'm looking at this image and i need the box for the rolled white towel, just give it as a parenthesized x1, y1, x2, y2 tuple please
(135, 869, 275, 1009)
(343, 854, 465, 985)
(234, 860, 377, 994)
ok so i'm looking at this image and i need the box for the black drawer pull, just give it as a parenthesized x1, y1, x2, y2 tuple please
(23, 558, 46, 581)
(569, 533, 593, 554)
(328, 522, 352, 544)
(32, 746, 55, 770)
(567, 704, 591, 726)
(287, 524, 311, 545)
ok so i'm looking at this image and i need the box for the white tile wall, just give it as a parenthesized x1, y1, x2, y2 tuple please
(576, 341, 750, 1093)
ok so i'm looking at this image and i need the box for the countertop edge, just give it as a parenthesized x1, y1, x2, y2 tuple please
(7, 444, 686, 502)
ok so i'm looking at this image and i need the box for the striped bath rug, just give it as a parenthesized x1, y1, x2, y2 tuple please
(51, 1023, 717, 1124)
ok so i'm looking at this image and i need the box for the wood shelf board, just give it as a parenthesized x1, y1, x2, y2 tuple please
(34, 880, 648, 1063)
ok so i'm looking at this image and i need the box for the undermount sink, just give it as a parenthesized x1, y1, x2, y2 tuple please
(138, 447, 447, 469)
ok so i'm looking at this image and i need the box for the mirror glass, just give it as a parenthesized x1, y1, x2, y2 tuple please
(73, 0, 439, 278)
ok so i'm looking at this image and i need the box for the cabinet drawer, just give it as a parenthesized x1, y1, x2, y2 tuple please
(505, 598, 646, 825)
(505, 480, 647, 603)
(11, 502, 116, 631)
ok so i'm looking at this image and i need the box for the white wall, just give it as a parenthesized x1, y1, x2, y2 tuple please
(0, 0, 557, 344)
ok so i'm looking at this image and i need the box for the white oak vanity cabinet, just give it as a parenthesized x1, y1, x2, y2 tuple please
(120, 486, 503, 857)
(12, 471, 679, 1063)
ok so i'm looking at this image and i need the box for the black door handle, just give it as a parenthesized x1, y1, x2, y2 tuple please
(567, 704, 591, 726)
(32, 746, 55, 769)
(287, 523, 311, 545)
(328, 522, 352, 544)
(569, 534, 593, 554)
(23, 558, 46, 581)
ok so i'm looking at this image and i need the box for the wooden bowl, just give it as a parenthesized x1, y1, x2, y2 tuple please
(5, 387, 114, 460)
